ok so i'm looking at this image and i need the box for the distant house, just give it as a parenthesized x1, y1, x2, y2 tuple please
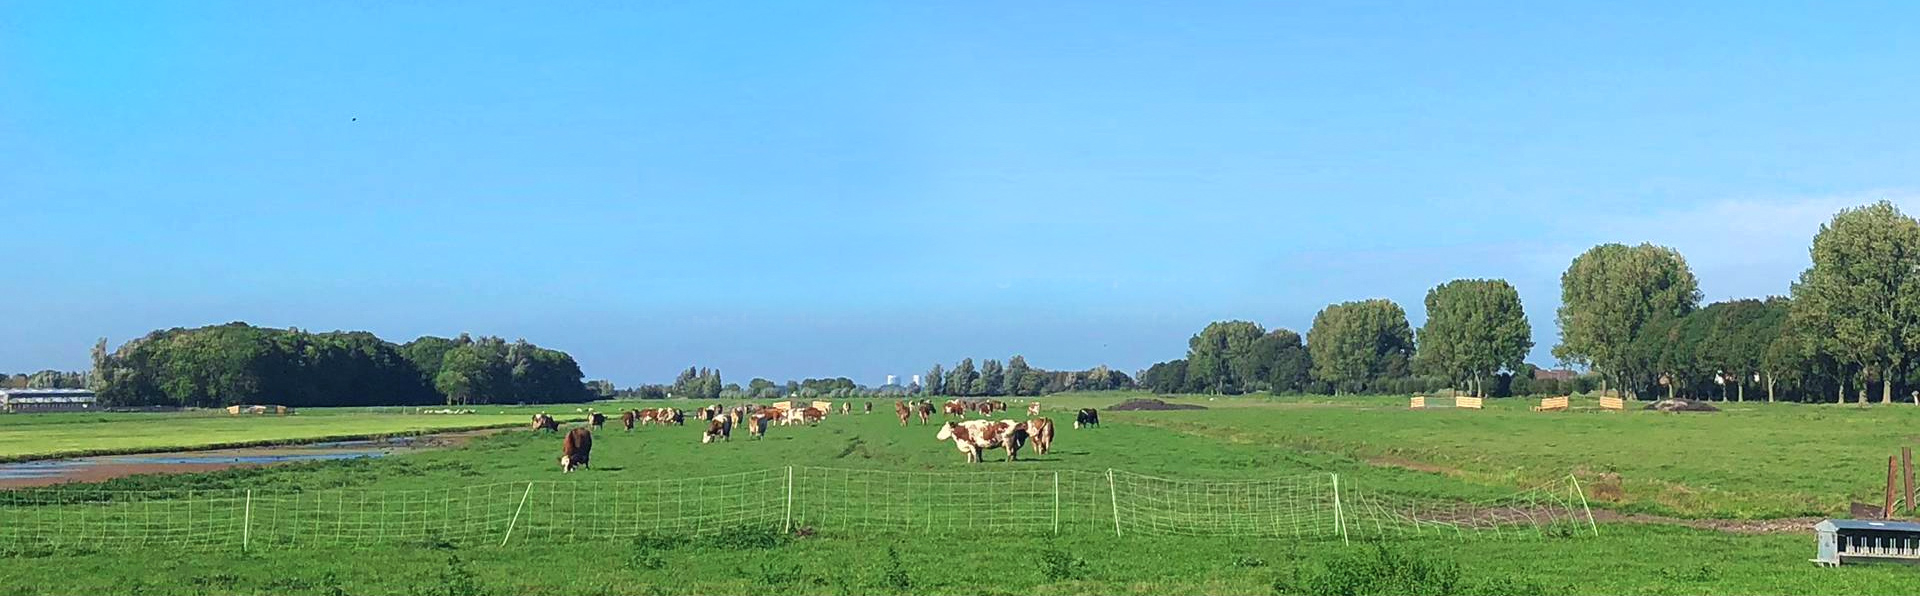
(1533, 369, 1577, 382)
(0, 388, 96, 413)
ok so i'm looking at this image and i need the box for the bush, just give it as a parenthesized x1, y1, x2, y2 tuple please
(1273, 545, 1551, 596)
(1040, 548, 1090, 582)
(703, 526, 791, 550)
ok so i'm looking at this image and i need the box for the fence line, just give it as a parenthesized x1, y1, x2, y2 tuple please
(0, 467, 1594, 550)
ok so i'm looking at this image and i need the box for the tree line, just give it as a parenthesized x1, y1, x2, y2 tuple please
(1141, 200, 1920, 403)
(90, 323, 589, 407)
(0, 370, 92, 389)
(922, 356, 1135, 397)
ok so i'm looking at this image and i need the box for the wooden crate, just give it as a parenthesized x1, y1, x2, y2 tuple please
(1455, 396, 1484, 409)
(1533, 396, 1569, 412)
(1410, 396, 1426, 409)
(1599, 396, 1625, 411)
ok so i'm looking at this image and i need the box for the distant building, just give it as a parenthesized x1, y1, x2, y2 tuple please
(885, 375, 898, 387)
(0, 388, 96, 413)
(911, 375, 922, 386)
(1533, 369, 1577, 382)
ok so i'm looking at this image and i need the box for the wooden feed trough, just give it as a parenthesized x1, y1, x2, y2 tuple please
(1533, 396, 1569, 412)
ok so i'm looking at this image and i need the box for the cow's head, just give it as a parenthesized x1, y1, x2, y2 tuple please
(559, 455, 573, 471)
(936, 422, 957, 441)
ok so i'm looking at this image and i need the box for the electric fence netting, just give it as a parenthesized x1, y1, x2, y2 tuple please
(0, 468, 1594, 550)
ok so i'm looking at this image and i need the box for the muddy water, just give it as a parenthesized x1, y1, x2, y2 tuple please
(0, 429, 504, 488)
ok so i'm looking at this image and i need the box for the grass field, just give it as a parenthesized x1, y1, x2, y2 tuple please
(1, 392, 1914, 595)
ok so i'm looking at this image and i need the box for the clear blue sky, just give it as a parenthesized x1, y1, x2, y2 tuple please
(5, 2, 1918, 386)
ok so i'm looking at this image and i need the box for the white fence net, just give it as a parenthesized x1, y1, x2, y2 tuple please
(0, 467, 1594, 550)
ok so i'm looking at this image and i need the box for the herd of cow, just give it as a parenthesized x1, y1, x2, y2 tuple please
(533, 400, 1103, 472)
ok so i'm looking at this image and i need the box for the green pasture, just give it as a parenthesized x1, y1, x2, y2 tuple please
(1, 392, 1914, 594)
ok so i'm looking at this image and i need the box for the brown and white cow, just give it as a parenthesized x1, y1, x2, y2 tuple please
(799, 407, 825, 426)
(864, 401, 873, 415)
(702, 416, 733, 443)
(1027, 402, 1041, 417)
(560, 426, 593, 472)
(935, 419, 1029, 463)
(532, 414, 559, 432)
(943, 400, 967, 418)
(745, 412, 776, 439)
(1027, 417, 1055, 455)
(895, 400, 912, 426)
(840, 402, 850, 415)
(589, 412, 607, 430)
(916, 400, 934, 425)
(622, 410, 637, 431)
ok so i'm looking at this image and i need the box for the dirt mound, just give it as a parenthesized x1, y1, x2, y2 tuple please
(1109, 398, 1207, 411)
(1643, 399, 1720, 412)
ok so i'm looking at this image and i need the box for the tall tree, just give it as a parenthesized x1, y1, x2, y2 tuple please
(1005, 356, 1033, 396)
(1553, 243, 1701, 397)
(1791, 201, 1920, 404)
(1307, 299, 1415, 393)
(1186, 320, 1266, 394)
(1140, 359, 1189, 394)
(924, 364, 945, 396)
(950, 359, 977, 398)
(978, 359, 1005, 396)
(1414, 279, 1533, 397)
(1252, 329, 1312, 393)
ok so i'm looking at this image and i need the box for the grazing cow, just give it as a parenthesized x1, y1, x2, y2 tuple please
(895, 401, 912, 426)
(745, 412, 775, 439)
(974, 401, 996, 416)
(916, 401, 934, 425)
(559, 427, 593, 472)
(1027, 417, 1055, 455)
(864, 402, 873, 414)
(935, 419, 1029, 463)
(532, 414, 558, 432)
(1027, 402, 1041, 417)
(589, 412, 606, 430)
(943, 400, 966, 418)
(622, 410, 637, 431)
(702, 416, 733, 443)
(667, 409, 685, 426)
(1075, 408, 1099, 429)
(800, 407, 825, 426)
(840, 402, 850, 415)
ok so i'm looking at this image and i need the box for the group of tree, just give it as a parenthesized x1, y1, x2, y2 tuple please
(0, 370, 91, 389)
(670, 367, 724, 400)
(1133, 200, 1920, 404)
(1139, 322, 1311, 394)
(923, 356, 1133, 397)
(91, 323, 589, 407)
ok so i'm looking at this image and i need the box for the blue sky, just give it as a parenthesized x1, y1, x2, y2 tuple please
(4, 1, 1919, 385)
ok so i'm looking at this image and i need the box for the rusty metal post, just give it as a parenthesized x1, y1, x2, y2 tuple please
(1887, 456, 1898, 520)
